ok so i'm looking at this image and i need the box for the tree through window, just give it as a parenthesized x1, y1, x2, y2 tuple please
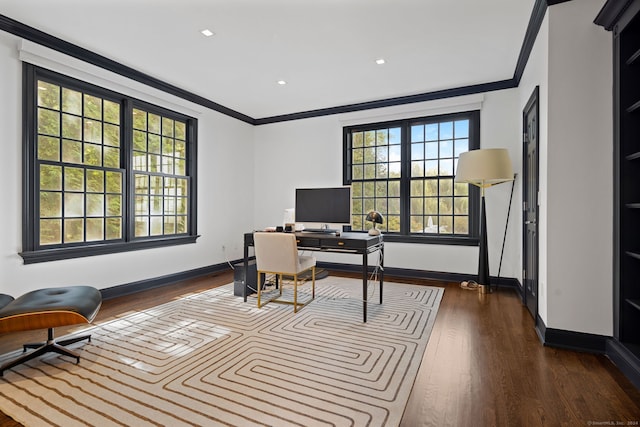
(344, 111, 479, 243)
(22, 65, 198, 263)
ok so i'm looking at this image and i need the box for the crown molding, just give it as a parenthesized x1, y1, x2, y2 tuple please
(513, 0, 547, 85)
(594, 0, 636, 30)
(254, 80, 514, 125)
(0, 14, 255, 125)
(1, 1, 549, 125)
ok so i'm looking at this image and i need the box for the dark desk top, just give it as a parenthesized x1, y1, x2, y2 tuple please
(244, 231, 383, 252)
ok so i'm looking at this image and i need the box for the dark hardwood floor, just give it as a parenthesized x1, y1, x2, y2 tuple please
(1, 271, 639, 426)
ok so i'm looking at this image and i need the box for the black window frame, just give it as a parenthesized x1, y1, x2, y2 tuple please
(343, 110, 480, 245)
(21, 64, 198, 264)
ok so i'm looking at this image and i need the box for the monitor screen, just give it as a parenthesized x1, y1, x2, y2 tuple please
(295, 187, 351, 225)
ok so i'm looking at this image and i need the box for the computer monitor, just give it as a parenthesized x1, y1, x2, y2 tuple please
(295, 187, 351, 226)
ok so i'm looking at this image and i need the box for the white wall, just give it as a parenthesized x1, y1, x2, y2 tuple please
(0, 32, 255, 296)
(545, 0, 613, 336)
(518, 0, 613, 336)
(253, 92, 523, 279)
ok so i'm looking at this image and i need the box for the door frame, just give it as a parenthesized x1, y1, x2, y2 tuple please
(522, 86, 540, 320)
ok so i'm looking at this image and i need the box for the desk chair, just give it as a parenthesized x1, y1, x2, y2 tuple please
(253, 232, 316, 313)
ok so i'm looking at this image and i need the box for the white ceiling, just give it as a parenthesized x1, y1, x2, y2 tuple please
(1, 0, 536, 120)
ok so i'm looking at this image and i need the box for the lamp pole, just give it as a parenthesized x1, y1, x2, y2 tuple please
(478, 187, 490, 293)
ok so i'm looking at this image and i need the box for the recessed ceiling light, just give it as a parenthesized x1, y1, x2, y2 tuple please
(201, 29, 215, 37)
(376, 58, 386, 65)
(277, 80, 287, 85)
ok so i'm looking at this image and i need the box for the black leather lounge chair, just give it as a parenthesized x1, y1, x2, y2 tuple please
(0, 286, 102, 376)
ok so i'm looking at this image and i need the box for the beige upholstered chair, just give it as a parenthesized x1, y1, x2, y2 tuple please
(253, 232, 316, 313)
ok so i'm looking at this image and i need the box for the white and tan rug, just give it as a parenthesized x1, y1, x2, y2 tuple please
(0, 277, 443, 427)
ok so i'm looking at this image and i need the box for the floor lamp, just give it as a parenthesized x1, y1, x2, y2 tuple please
(455, 148, 514, 294)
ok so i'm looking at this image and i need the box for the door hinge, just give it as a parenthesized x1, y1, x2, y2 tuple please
(523, 201, 527, 211)
(523, 269, 526, 279)
(523, 132, 529, 143)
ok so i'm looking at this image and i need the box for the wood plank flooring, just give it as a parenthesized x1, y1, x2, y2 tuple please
(1, 270, 639, 426)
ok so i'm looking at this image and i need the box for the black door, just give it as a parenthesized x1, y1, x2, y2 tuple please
(523, 87, 539, 319)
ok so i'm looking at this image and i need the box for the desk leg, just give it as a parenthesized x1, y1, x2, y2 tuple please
(363, 251, 368, 323)
(243, 243, 249, 303)
(380, 245, 384, 305)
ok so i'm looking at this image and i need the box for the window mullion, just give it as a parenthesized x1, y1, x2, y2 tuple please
(123, 99, 134, 242)
(400, 123, 411, 235)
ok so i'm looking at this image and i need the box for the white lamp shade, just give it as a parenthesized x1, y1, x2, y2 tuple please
(455, 148, 514, 188)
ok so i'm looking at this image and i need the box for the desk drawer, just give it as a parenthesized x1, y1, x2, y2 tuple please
(296, 237, 321, 248)
(320, 238, 352, 249)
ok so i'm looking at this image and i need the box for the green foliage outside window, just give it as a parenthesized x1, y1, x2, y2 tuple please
(36, 80, 123, 245)
(23, 65, 198, 263)
(345, 112, 478, 239)
(132, 108, 189, 238)
(29, 71, 194, 253)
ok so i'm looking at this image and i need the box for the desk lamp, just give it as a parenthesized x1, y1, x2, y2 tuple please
(455, 148, 514, 293)
(366, 211, 384, 236)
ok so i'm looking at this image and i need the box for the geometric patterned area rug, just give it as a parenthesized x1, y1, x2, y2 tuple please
(0, 277, 443, 427)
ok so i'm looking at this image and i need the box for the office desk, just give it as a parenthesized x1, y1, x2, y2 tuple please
(243, 232, 384, 322)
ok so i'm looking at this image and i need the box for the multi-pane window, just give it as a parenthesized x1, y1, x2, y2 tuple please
(344, 111, 479, 243)
(36, 80, 124, 245)
(22, 65, 198, 263)
(349, 128, 402, 232)
(132, 108, 189, 237)
(409, 119, 471, 235)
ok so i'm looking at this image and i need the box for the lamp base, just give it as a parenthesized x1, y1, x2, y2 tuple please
(479, 284, 491, 294)
(368, 228, 381, 236)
